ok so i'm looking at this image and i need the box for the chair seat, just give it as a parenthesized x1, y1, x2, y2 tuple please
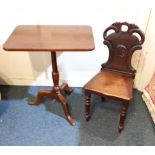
(84, 70, 133, 101)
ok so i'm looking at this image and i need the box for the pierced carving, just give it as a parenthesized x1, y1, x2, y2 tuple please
(102, 22, 145, 77)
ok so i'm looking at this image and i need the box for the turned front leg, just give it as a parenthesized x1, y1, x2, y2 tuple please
(85, 92, 91, 121)
(118, 101, 129, 133)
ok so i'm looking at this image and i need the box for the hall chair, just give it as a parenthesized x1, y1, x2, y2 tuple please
(84, 22, 145, 133)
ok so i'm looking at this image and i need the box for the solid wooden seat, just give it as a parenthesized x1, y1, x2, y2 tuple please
(84, 70, 133, 101)
(84, 22, 145, 133)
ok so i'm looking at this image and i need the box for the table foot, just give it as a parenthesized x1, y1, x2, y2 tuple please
(61, 83, 73, 95)
(29, 90, 54, 105)
(29, 85, 75, 126)
(57, 93, 75, 126)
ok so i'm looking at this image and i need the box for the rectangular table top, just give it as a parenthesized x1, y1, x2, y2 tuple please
(3, 25, 95, 52)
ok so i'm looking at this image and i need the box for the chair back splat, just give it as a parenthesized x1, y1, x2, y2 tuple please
(102, 22, 145, 78)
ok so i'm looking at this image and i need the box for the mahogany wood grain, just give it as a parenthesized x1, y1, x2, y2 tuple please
(84, 22, 145, 133)
(3, 25, 95, 51)
(84, 70, 133, 101)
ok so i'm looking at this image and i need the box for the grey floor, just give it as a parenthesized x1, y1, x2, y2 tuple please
(0, 86, 155, 145)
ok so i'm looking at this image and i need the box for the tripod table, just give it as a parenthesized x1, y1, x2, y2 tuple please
(3, 25, 95, 125)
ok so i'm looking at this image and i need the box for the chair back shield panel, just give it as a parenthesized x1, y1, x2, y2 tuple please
(102, 22, 145, 77)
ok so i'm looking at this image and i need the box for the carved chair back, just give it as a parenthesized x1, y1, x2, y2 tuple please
(101, 22, 145, 78)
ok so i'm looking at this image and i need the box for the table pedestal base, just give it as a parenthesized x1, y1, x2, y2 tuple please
(29, 52, 75, 126)
(29, 83, 75, 126)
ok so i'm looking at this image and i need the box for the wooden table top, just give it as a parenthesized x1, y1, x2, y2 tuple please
(3, 25, 95, 52)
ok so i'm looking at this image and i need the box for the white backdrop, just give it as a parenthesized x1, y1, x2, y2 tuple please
(0, 0, 152, 90)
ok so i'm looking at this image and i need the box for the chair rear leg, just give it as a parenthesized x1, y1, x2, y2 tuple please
(101, 97, 105, 102)
(85, 92, 91, 121)
(118, 101, 129, 133)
